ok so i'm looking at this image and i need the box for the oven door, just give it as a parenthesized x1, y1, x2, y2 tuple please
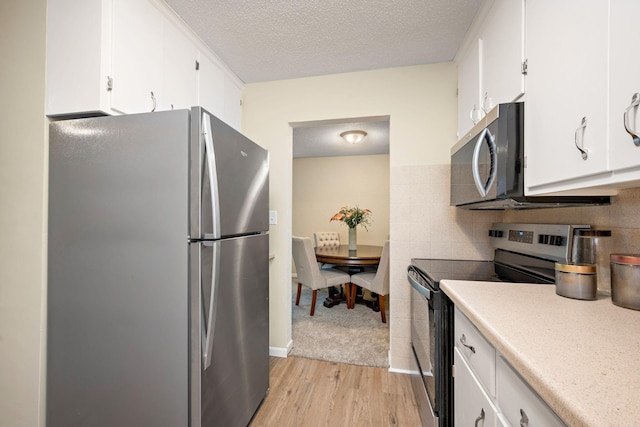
(409, 268, 452, 426)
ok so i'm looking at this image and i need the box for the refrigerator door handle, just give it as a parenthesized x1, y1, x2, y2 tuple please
(201, 240, 220, 370)
(202, 112, 221, 239)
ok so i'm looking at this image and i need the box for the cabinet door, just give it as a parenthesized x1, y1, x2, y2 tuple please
(111, 0, 164, 114)
(609, 0, 640, 173)
(454, 348, 498, 427)
(496, 356, 565, 427)
(162, 20, 198, 111)
(223, 76, 242, 131)
(479, 0, 525, 112)
(525, 0, 608, 192)
(197, 53, 226, 120)
(457, 39, 482, 139)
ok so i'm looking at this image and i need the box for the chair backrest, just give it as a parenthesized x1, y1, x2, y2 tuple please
(371, 241, 390, 295)
(292, 236, 324, 290)
(313, 231, 340, 247)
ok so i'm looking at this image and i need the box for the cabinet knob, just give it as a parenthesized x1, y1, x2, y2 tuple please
(623, 93, 640, 147)
(150, 91, 156, 112)
(574, 116, 589, 160)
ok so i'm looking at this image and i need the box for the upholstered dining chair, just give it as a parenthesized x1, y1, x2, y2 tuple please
(313, 231, 341, 270)
(350, 241, 390, 323)
(292, 236, 351, 316)
(313, 231, 340, 247)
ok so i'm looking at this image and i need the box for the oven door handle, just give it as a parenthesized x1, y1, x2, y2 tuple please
(407, 273, 432, 298)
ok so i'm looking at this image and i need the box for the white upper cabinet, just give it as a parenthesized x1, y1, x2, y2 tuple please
(609, 0, 640, 175)
(110, 0, 164, 114)
(524, 0, 640, 194)
(457, 39, 481, 138)
(455, 0, 525, 139)
(197, 53, 226, 120)
(161, 19, 199, 112)
(223, 76, 243, 131)
(46, 0, 113, 117)
(46, 0, 243, 129)
(478, 0, 525, 112)
(525, 0, 609, 192)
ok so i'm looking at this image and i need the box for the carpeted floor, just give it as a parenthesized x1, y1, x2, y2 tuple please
(290, 283, 390, 368)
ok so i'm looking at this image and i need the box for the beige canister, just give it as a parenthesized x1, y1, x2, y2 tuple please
(610, 254, 640, 311)
(555, 263, 597, 300)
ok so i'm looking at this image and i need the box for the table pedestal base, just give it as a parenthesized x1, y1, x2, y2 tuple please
(323, 286, 380, 312)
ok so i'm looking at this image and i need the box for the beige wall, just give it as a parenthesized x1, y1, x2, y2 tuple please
(0, 1, 48, 426)
(242, 63, 464, 366)
(292, 155, 390, 246)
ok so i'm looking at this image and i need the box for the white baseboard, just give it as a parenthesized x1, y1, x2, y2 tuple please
(269, 339, 293, 358)
(389, 366, 417, 375)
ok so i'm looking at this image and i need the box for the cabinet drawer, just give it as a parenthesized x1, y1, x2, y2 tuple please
(496, 355, 566, 427)
(454, 348, 498, 426)
(454, 307, 496, 397)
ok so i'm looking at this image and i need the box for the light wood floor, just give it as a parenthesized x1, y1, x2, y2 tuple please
(250, 356, 422, 426)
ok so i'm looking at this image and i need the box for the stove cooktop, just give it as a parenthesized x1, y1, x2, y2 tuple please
(410, 259, 497, 286)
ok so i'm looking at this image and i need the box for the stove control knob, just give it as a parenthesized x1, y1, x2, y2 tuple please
(551, 235, 564, 246)
(488, 229, 503, 238)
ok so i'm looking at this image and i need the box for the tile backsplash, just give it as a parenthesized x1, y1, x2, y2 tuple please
(505, 187, 640, 291)
(389, 163, 640, 370)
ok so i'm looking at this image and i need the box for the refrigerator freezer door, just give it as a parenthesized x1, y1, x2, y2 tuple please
(190, 107, 269, 240)
(191, 233, 270, 427)
(47, 111, 191, 427)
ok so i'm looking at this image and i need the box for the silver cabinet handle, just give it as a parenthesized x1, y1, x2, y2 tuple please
(474, 408, 485, 427)
(460, 333, 476, 354)
(150, 91, 156, 112)
(519, 408, 529, 427)
(574, 116, 589, 160)
(623, 93, 640, 147)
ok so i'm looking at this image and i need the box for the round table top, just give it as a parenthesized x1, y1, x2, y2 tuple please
(314, 244, 382, 266)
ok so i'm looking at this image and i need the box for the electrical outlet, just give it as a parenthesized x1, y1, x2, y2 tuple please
(269, 210, 277, 225)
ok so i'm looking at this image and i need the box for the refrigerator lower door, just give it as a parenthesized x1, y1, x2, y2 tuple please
(191, 233, 269, 427)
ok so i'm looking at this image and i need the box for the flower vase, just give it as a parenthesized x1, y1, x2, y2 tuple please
(348, 227, 357, 250)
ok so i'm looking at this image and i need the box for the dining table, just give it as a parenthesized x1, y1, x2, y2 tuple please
(314, 244, 382, 310)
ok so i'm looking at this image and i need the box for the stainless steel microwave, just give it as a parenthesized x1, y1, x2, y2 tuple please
(450, 102, 610, 209)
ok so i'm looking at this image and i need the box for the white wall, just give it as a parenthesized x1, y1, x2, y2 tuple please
(0, 1, 48, 426)
(242, 63, 497, 369)
(293, 154, 390, 246)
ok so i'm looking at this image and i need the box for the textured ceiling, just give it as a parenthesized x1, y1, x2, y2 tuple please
(292, 116, 390, 158)
(164, 0, 482, 84)
(163, 0, 481, 156)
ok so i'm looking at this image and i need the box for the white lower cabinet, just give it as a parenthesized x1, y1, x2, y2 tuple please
(496, 356, 565, 427)
(454, 307, 566, 426)
(454, 348, 498, 426)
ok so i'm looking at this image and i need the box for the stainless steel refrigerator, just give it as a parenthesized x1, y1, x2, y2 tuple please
(47, 107, 269, 427)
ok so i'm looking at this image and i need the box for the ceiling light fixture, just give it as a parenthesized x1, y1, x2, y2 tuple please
(340, 130, 367, 144)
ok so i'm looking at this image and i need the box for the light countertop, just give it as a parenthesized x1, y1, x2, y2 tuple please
(440, 280, 640, 427)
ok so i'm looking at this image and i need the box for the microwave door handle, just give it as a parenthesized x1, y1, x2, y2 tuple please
(472, 127, 497, 197)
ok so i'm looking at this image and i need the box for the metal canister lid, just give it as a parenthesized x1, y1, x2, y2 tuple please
(610, 254, 640, 265)
(574, 229, 612, 237)
(555, 262, 597, 273)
